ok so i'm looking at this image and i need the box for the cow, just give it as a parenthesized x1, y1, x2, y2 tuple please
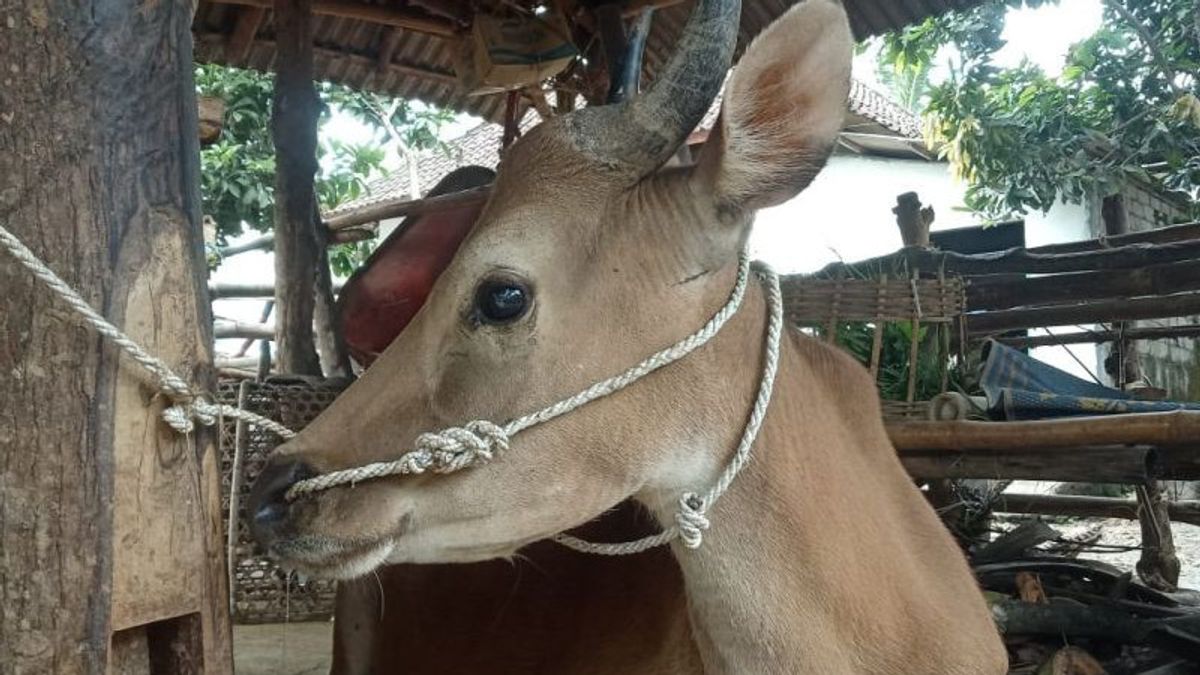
(247, 0, 1008, 672)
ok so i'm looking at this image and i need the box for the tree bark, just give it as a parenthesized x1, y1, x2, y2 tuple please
(272, 0, 323, 376)
(0, 1, 230, 671)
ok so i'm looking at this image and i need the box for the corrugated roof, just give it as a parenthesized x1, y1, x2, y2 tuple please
(193, 0, 984, 124)
(327, 78, 925, 216)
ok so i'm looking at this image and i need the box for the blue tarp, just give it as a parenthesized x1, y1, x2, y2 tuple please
(980, 340, 1200, 420)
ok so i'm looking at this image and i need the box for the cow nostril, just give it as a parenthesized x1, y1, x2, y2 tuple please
(247, 459, 317, 537)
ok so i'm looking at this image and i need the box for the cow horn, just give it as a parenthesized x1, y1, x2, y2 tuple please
(566, 0, 741, 175)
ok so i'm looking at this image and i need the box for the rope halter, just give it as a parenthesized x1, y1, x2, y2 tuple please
(285, 248, 784, 555)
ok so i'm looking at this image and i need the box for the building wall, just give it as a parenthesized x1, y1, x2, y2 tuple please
(1094, 181, 1199, 399)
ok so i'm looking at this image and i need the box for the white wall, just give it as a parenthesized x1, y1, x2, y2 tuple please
(747, 153, 1100, 382)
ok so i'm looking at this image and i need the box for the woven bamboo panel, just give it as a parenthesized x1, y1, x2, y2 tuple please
(218, 378, 348, 624)
(781, 276, 965, 325)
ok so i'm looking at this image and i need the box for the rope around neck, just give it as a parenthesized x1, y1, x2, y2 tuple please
(286, 250, 783, 554)
(0, 223, 296, 440)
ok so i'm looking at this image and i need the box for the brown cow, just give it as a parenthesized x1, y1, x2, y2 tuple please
(248, 0, 1008, 672)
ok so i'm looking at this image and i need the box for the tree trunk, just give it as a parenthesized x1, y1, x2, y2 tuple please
(313, 201, 352, 377)
(272, 0, 323, 376)
(0, 1, 231, 671)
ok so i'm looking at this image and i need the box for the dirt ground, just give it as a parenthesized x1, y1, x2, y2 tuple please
(234, 622, 333, 675)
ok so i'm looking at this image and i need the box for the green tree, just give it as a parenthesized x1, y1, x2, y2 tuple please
(196, 64, 453, 259)
(879, 0, 1200, 219)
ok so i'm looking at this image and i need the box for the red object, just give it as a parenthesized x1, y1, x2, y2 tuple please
(337, 167, 493, 367)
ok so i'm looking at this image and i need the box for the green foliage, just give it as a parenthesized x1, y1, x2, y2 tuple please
(879, 0, 1200, 220)
(824, 321, 955, 401)
(196, 64, 453, 264)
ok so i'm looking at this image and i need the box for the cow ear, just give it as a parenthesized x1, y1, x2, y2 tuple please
(693, 0, 852, 214)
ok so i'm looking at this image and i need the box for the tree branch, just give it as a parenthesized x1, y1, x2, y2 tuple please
(1104, 0, 1185, 97)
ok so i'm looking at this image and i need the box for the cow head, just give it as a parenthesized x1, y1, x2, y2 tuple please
(248, 0, 852, 579)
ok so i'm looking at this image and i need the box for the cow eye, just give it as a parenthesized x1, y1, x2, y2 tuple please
(474, 279, 530, 324)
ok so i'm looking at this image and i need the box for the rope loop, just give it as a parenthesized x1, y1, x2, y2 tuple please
(675, 492, 710, 549)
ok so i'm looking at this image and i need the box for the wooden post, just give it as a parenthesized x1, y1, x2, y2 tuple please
(1135, 481, 1181, 591)
(272, 0, 324, 376)
(0, 1, 231, 671)
(892, 192, 935, 248)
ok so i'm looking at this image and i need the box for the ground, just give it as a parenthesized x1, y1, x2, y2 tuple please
(234, 622, 333, 675)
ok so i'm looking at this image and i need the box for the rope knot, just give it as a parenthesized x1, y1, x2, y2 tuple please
(161, 398, 219, 434)
(415, 420, 509, 473)
(675, 492, 710, 549)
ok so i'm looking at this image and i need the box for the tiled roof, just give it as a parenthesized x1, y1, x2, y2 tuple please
(328, 79, 923, 217)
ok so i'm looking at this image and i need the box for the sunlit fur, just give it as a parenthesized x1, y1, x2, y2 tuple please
(258, 1, 1008, 672)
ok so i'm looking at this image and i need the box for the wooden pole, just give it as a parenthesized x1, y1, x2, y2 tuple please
(0, 1, 231, 670)
(888, 412, 1200, 450)
(994, 323, 1200, 348)
(324, 184, 491, 231)
(995, 493, 1200, 526)
(272, 0, 324, 376)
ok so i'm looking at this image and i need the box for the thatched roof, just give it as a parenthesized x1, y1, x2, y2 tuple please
(193, 0, 985, 123)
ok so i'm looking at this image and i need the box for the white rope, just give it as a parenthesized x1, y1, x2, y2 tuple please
(286, 249, 783, 555)
(286, 250, 752, 499)
(554, 263, 782, 554)
(0, 223, 296, 440)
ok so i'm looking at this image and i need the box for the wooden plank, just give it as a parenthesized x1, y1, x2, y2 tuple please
(887, 411, 1200, 450)
(1030, 220, 1200, 254)
(965, 291, 1200, 335)
(967, 259, 1200, 311)
(208, 0, 458, 37)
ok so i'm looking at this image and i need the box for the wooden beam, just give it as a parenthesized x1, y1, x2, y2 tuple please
(995, 493, 1200, 527)
(376, 25, 402, 72)
(272, 0, 323, 376)
(967, 259, 1200, 311)
(214, 320, 275, 339)
(995, 324, 1200, 349)
(888, 412, 1200, 451)
(226, 6, 267, 64)
(208, 0, 458, 37)
(216, 226, 373, 258)
(209, 281, 344, 299)
(325, 184, 491, 230)
(818, 237, 1200, 278)
(1031, 221, 1200, 254)
(899, 445, 1166, 483)
(198, 31, 458, 85)
(966, 291, 1200, 335)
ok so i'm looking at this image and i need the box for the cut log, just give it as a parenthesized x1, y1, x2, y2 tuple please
(974, 521, 1061, 564)
(1137, 482, 1181, 592)
(1017, 572, 1049, 605)
(1036, 646, 1107, 675)
(198, 96, 225, 146)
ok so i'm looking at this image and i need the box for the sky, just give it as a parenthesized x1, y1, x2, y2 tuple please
(214, 0, 1108, 358)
